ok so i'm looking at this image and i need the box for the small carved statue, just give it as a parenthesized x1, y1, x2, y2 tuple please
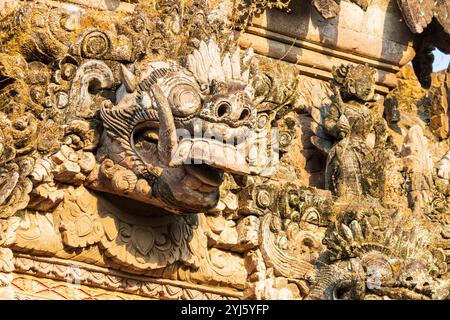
(322, 64, 378, 197)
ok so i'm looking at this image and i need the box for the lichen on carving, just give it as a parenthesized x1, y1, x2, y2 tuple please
(0, 0, 448, 301)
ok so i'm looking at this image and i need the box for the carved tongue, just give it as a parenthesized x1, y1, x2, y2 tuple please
(184, 164, 223, 187)
(171, 139, 250, 175)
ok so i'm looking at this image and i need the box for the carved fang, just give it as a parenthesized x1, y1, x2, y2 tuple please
(120, 64, 137, 93)
(150, 85, 178, 167)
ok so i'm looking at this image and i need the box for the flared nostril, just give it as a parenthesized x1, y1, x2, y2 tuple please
(216, 103, 230, 118)
(238, 108, 250, 121)
(215, 101, 251, 122)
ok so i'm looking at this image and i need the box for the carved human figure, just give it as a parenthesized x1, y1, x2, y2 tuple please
(322, 64, 378, 197)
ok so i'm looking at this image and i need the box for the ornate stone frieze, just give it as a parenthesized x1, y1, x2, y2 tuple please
(12, 254, 241, 300)
(0, 0, 448, 300)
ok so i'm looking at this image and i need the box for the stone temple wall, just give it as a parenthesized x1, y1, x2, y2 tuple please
(0, 0, 448, 300)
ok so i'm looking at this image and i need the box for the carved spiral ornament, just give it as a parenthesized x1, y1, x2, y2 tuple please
(168, 82, 202, 118)
(81, 31, 110, 59)
(256, 189, 272, 209)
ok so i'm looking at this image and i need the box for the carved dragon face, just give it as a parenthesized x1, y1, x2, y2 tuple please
(97, 39, 256, 214)
(332, 64, 376, 102)
(310, 254, 449, 300)
(308, 210, 450, 300)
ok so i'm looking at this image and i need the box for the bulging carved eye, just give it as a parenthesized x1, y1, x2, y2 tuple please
(169, 83, 201, 117)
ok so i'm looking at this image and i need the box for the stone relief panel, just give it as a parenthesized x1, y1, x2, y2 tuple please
(0, 0, 448, 300)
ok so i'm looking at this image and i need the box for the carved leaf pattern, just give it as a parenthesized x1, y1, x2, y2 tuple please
(55, 185, 104, 248)
(99, 212, 197, 271)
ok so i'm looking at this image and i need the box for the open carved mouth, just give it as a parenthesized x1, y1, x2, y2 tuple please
(131, 134, 247, 212)
(183, 164, 224, 193)
(127, 122, 249, 211)
(171, 138, 250, 175)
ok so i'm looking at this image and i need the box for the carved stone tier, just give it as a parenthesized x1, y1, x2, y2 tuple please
(12, 254, 241, 300)
(234, 0, 415, 93)
(5, 0, 414, 93)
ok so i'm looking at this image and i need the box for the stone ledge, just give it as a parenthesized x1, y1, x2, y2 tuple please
(13, 253, 242, 300)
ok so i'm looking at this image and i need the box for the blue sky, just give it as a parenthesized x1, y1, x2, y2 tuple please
(433, 49, 450, 72)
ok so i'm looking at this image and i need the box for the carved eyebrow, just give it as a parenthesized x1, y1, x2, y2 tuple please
(138, 68, 170, 92)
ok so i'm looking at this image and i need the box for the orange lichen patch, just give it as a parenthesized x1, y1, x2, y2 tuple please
(79, 9, 129, 32)
(230, 0, 292, 31)
(390, 65, 427, 114)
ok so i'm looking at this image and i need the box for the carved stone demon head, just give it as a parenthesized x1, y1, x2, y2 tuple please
(308, 208, 450, 300)
(96, 39, 256, 214)
(331, 64, 376, 102)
